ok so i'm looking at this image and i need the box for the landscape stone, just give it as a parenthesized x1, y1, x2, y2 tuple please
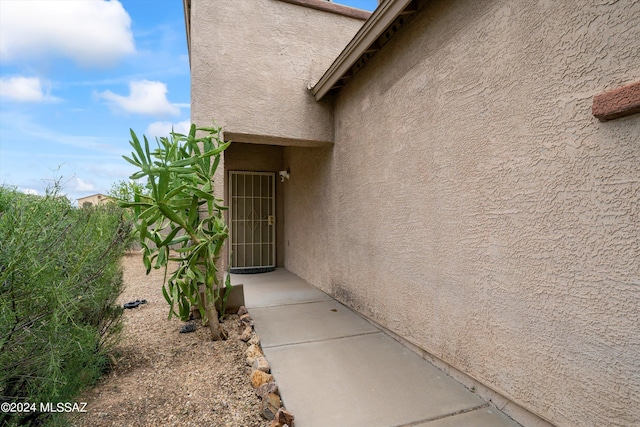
(251, 370, 274, 388)
(248, 333, 261, 346)
(255, 382, 278, 398)
(239, 326, 253, 342)
(260, 392, 281, 420)
(269, 408, 295, 427)
(240, 313, 254, 326)
(245, 344, 263, 365)
(252, 355, 271, 373)
(237, 305, 248, 316)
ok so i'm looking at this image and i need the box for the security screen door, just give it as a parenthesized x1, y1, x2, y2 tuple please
(229, 172, 275, 271)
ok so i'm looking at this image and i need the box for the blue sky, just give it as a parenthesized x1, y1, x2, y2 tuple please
(0, 0, 378, 204)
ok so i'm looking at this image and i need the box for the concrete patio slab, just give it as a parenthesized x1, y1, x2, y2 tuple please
(233, 269, 522, 427)
(264, 332, 486, 427)
(412, 407, 521, 427)
(250, 300, 380, 348)
(230, 269, 330, 308)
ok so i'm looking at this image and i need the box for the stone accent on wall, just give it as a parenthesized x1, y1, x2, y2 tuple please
(592, 80, 640, 121)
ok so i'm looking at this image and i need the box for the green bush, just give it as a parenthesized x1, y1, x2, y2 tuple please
(0, 186, 132, 426)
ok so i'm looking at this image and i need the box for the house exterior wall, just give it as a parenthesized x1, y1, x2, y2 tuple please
(77, 193, 112, 207)
(188, 0, 366, 272)
(284, 1, 640, 426)
(283, 145, 336, 290)
(189, 0, 366, 144)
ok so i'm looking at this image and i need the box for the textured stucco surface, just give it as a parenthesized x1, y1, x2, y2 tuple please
(284, 1, 640, 426)
(189, 0, 364, 272)
(189, 0, 365, 144)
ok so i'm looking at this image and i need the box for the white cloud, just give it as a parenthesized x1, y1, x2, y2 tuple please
(19, 188, 39, 196)
(0, 76, 59, 102)
(98, 80, 180, 117)
(0, 111, 123, 154)
(146, 120, 191, 139)
(0, 0, 134, 68)
(72, 178, 96, 192)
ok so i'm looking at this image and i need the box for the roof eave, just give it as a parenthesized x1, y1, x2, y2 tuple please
(311, 0, 418, 101)
(183, 0, 191, 67)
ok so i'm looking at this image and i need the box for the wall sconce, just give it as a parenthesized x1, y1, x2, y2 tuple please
(279, 169, 290, 182)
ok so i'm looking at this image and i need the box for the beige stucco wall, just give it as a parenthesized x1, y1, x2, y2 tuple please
(189, 0, 365, 144)
(285, 1, 640, 426)
(189, 0, 366, 272)
(77, 193, 112, 207)
(283, 145, 337, 289)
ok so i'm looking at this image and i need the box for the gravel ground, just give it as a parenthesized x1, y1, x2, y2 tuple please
(70, 253, 265, 427)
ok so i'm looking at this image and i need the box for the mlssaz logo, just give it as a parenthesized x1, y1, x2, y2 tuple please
(40, 402, 88, 413)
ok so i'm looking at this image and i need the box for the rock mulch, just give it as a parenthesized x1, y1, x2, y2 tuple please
(237, 307, 295, 427)
(69, 253, 275, 427)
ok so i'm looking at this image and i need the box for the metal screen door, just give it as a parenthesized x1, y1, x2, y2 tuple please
(229, 172, 275, 271)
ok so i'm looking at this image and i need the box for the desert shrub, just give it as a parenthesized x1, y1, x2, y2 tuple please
(0, 186, 133, 426)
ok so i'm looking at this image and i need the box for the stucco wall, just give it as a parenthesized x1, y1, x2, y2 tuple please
(189, 0, 365, 144)
(283, 146, 337, 290)
(285, 1, 640, 426)
(77, 194, 112, 207)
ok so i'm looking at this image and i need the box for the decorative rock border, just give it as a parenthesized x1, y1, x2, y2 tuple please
(237, 306, 295, 427)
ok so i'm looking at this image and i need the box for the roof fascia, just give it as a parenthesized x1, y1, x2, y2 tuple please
(183, 0, 191, 67)
(278, 0, 371, 20)
(311, 0, 415, 101)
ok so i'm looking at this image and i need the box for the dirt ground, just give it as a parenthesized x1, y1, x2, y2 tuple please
(70, 253, 265, 427)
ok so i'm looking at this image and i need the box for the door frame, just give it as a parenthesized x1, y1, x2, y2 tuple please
(228, 171, 276, 272)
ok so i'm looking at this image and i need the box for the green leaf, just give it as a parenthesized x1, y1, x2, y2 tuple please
(165, 235, 189, 246)
(142, 253, 151, 274)
(162, 283, 171, 304)
(143, 135, 151, 163)
(158, 203, 188, 231)
(187, 195, 199, 226)
(201, 141, 231, 158)
(164, 183, 188, 200)
(170, 157, 198, 167)
(160, 226, 181, 247)
(129, 171, 147, 180)
(173, 244, 197, 253)
(179, 297, 190, 320)
(139, 218, 147, 242)
(156, 246, 167, 267)
(123, 155, 141, 168)
(130, 129, 147, 165)
(220, 273, 233, 316)
(191, 187, 214, 201)
(157, 169, 170, 200)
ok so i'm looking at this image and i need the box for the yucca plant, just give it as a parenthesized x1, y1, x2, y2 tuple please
(120, 124, 231, 340)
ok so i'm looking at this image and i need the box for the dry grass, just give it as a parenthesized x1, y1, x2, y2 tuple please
(70, 253, 264, 427)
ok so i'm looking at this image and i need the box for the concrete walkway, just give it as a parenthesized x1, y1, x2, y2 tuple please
(231, 268, 521, 427)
